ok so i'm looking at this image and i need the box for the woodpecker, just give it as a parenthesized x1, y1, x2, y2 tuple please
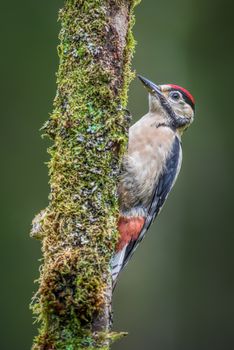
(111, 75, 195, 286)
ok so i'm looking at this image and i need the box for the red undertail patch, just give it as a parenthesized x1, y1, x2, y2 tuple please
(116, 216, 145, 251)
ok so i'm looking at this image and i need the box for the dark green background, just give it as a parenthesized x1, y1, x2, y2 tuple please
(1, 1, 234, 349)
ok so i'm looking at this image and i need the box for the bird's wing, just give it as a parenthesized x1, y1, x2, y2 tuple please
(111, 136, 182, 283)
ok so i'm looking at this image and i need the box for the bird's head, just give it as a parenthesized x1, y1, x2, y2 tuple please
(138, 75, 195, 133)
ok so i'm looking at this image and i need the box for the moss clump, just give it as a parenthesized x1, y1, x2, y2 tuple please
(31, 0, 140, 349)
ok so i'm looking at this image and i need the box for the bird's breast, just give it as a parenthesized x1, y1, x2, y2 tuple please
(119, 125, 177, 211)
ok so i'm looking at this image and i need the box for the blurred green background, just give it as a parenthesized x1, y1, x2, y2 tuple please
(1, 0, 234, 349)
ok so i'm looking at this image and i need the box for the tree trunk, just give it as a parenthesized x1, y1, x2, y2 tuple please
(30, 0, 140, 349)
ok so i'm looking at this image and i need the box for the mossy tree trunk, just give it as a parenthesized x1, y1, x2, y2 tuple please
(31, 0, 140, 349)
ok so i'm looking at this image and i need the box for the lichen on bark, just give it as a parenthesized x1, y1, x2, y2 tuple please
(31, 0, 140, 349)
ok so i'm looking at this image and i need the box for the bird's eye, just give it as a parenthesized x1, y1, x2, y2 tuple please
(170, 91, 181, 101)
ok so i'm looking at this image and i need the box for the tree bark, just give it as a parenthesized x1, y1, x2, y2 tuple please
(30, 0, 140, 349)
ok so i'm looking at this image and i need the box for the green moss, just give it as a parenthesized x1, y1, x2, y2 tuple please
(31, 0, 140, 349)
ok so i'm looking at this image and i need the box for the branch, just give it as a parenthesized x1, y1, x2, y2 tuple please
(30, 0, 140, 349)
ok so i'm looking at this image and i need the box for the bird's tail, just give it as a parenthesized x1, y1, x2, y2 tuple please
(111, 246, 127, 290)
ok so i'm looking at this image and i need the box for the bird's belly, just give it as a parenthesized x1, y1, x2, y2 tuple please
(126, 153, 165, 207)
(119, 128, 177, 212)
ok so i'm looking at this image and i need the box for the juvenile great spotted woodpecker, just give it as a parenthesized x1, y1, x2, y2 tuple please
(111, 75, 195, 286)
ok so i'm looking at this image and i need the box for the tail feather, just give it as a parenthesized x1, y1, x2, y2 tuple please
(111, 245, 127, 287)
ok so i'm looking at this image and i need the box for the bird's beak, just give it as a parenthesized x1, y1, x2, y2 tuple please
(137, 75, 163, 98)
(138, 74, 178, 122)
